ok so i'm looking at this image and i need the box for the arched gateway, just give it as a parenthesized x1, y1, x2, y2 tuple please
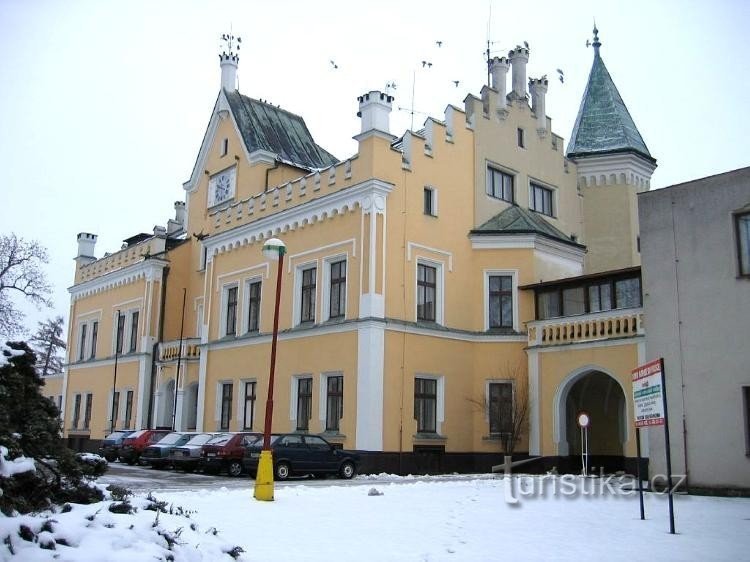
(554, 367, 628, 471)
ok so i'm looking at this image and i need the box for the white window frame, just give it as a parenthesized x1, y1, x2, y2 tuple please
(111, 308, 140, 355)
(321, 254, 348, 321)
(293, 261, 318, 326)
(528, 178, 557, 218)
(424, 185, 438, 217)
(219, 282, 240, 338)
(238, 378, 258, 431)
(415, 257, 444, 325)
(414, 374, 445, 435)
(483, 269, 519, 332)
(121, 387, 135, 430)
(486, 162, 516, 203)
(215, 380, 234, 431)
(318, 371, 344, 431)
(485, 379, 515, 429)
(289, 374, 314, 428)
(242, 276, 263, 334)
(77, 322, 88, 361)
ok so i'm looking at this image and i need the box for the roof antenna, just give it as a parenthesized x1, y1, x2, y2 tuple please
(486, 0, 492, 87)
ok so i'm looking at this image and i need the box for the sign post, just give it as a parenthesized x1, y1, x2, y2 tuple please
(632, 358, 676, 534)
(576, 411, 590, 477)
(635, 427, 645, 520)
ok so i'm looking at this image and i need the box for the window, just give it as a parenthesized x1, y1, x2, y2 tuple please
(424, 187, 437, 216)
(488, 275, 513, 329)
(488, 382, 513, 435)
(129, 310, 139, 353)
(90, 321, 98, 359)
(78, 324, 87, 361)
(737, 212, 750, 276)
(615, 277, 641, 309)
(296, 377, 312, 431)
(414, 377, 437, 433)
(225, 286, 238, 336)
(115, 312, 125, 354)
(243, 381, 256, 430)
(517, 128, 525, 148)
(124, 390, 133, 429)
(220, 383, 233, 431)
(537, 290, 561, 320)
(325, 375, 343, 432)
(220, 138, 228, 157)
(417, 263, 437, 322)
(530, 183, 554, 216)
(83, 393, 92, 430)
(486, 167, 514, 202)
(111, 391, 120, 428)
(72, 394, 81, 429)
(329, 261, 346, 319)
(562, 287, 585, 316)
(246, 280, 261, 333)
(300, 267, 316, 323)
(588, 282, 613, 313)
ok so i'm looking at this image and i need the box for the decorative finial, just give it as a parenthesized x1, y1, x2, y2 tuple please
(591, 21, 601, 55)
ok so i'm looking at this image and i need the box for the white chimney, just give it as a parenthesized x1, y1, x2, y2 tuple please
(490, 56, 510, 111)
(174, 201, 186, 226)
(76, 232, 97, 259)
(509, 45, 530, 100)
(220, 52, 238, 91)
(529, 77, 549, 135)
(357, 91, 394, 134)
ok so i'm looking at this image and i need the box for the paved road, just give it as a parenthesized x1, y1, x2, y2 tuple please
(99, 461, 497, 494)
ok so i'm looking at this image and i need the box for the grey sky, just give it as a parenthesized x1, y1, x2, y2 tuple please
(1, 0, 747, 334)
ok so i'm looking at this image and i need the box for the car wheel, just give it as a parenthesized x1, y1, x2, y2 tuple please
(275, 462, 291, 480)
(104, 453, 117, 463)
(126, 457, 136, 466)
(228, 461, 243, 477)
(339, 461, 356, 479)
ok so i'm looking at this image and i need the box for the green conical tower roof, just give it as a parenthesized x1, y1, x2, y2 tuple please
(567, 28, 655, 164)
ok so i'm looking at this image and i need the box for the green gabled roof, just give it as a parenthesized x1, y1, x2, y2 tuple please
(567, 42, 654, 164)
(471, 205, 584, 248)
(225, 90, 339, 170)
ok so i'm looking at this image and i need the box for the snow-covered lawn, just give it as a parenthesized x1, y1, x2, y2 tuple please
(2, 475, 748, 561)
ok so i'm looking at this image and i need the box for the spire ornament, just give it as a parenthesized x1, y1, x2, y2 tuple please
(591, 23, 601, 56)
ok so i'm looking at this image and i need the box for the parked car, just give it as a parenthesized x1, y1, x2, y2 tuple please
(169, 433, 221, 472)
(97, 430, 134, 462)
(119, 429, 171, 465)
(141, 432, 198, 469)
(201, 432, 260, 476)
(243, 433, 359, 480)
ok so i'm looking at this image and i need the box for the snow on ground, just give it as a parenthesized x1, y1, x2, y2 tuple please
(2, 475, 749, 561)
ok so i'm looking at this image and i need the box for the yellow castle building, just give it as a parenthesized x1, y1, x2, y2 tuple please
(57, 28, 656, 474)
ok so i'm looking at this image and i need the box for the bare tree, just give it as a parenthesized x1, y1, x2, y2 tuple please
(0, 234, 52, 337)
(30, 316, 66, 378)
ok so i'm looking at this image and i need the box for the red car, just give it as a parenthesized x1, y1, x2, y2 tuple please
(119, 429, 171, 465)
(201, 432, 260, 477)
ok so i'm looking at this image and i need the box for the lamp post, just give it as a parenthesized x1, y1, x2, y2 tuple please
(254, 237, 286, 502)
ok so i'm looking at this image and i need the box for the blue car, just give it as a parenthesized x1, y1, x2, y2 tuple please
(243, 434, 359, 480)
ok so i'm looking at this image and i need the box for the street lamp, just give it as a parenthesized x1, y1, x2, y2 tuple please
(254, 237, 286, 502)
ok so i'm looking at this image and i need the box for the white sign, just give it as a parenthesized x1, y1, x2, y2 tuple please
(632, 359, 665, 427)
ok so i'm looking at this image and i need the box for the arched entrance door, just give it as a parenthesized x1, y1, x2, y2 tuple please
(158, 379, 176, 429)
(555, 369, 627, 471)
(184, 383, 199, 430)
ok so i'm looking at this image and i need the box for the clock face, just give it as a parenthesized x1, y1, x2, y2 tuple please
(212, 171, 234, 205)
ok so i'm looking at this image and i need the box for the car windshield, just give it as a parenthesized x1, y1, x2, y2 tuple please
(206, 434, 233, 446)
(104, 431, 129, 440)
(157, 432, 183, 445)
(185, 434, 213, 446)
(126, 430, 148, 439)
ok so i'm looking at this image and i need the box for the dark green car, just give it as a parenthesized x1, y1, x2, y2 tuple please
(140, 432, 199, 469)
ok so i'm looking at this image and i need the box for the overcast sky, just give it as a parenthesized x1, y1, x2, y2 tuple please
(1, 0, 748, 335)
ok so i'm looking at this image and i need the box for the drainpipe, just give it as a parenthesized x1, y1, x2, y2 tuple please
(147, 266, 170, 428)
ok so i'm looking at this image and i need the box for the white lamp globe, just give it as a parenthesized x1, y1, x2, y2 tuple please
(262, 238, 287, 260)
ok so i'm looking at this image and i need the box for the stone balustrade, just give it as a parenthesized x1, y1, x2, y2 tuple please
(208, 158, 355, 232)
(158, 338, 202, 362)
(527, 308, 644, 347)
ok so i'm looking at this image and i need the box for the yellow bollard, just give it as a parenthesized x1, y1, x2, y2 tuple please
(253, 450, 275, 501)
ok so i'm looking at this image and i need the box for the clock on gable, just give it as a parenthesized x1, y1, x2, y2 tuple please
(209, 167, 236, 207)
